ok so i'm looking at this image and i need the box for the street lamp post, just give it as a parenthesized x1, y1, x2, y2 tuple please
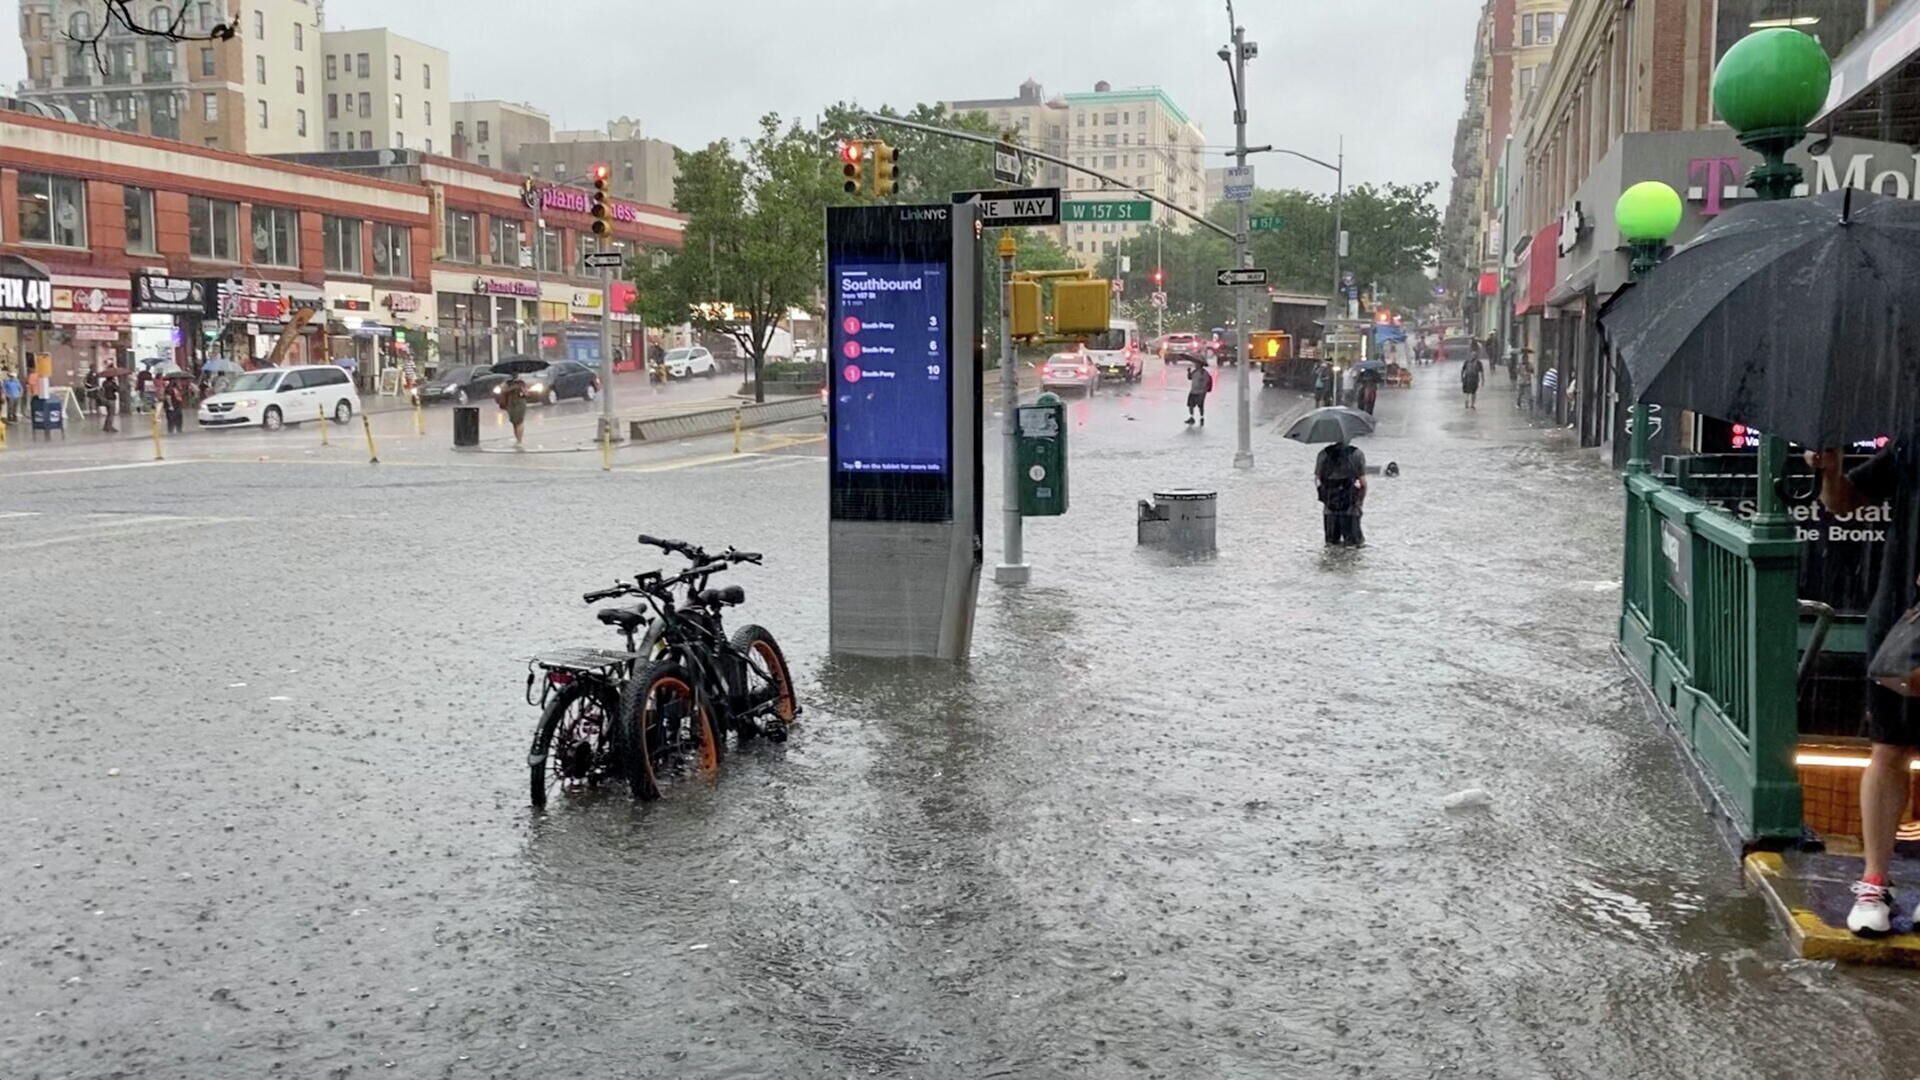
(1223, 16, 1256, 470)
(1256, 145, 1345, 318)
(1612, 180, 1683, 474)
(1711, 27, 1833, 540)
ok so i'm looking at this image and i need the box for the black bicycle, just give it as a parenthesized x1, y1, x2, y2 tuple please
(524, 581, 654, 808)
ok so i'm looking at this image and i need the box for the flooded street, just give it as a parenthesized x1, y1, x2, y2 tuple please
(5, 357, 1918, 1078)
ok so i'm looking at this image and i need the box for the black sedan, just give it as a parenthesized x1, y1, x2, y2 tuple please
(417, 364, 503, 405)
(491, 361, 600, 405)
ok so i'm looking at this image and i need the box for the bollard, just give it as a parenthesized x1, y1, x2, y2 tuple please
(601, 424, 612, 472)
(361, 413, 379, 464)
(414, 399, 425, 437)
(732, 402, 744, 454)
(0, 414, 7, 449)
(317, 405, 330, 447)
(149, 407, 163, 461)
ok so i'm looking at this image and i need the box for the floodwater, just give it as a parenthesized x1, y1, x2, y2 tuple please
(4, 356, 1919, 1078)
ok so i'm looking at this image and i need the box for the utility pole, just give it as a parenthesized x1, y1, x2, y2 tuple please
(1332, 136, 1345, 322)
(994, 233, 1027, 585)
(530, 216, 544, 358)
(599, 236, 615, 444)
(1229, 18, 1254, 471)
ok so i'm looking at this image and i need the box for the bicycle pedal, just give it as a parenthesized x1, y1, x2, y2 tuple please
(764, 719, 789, 743)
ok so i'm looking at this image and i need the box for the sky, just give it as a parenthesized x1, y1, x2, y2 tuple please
(1, 0, 1484, 199)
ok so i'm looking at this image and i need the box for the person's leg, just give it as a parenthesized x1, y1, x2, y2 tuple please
(1198, 394, 1205, 425)
(1862, 741, 1914, 883)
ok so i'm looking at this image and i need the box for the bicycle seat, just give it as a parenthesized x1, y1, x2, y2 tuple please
(698, 585, 745, 607)
(596, 605, 648, 632)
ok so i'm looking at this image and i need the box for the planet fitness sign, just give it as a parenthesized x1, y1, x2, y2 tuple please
(534, 185, 645, 224)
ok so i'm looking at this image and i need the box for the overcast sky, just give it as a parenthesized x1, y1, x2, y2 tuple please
(2, 0, 1482, 198)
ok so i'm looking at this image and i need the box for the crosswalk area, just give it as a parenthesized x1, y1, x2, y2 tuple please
(0, 509, 247, 553)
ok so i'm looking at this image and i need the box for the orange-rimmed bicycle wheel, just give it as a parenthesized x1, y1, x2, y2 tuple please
(730, 625, 797, 735)
(617, 660, 719, 801)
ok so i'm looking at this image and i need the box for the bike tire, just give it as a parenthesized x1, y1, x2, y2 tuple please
(616, 659, 721, 802)
(528, 679, 618, 808)
(729, 624, 797, 742)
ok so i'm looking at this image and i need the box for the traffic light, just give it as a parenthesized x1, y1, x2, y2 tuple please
(873, 141, 899, 197)
(839, 140, 866, 195)
(1151, 267, 1164, 288)
(1250, 331, 1288, 362)
(590, 163, 611, 237)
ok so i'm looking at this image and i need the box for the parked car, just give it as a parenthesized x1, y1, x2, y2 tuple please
(1087, 318, 1142, 383)
(198, 366, 360, 431)
(1039, 348, 1096, 394)
(1161, 332, 1202, 359)
(416, 364, 498, 405)
(1207, 328, 1240, 366)
(491, 361, 600, 405)
(662, 346, 719, 378)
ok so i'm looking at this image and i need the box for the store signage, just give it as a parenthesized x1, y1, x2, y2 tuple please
(472, 277, 539, 298)
(1687, 151, 1920, 216)
(569, 290, 602, 311)
(216, 278, 324, 324)
(534, 185, 647, 224)
(131, 274, 206, 315)
(381, 292, 422, 313)
(332, 297, 373, 312)
(0, 274, 53, 319)
(1556, 203, 1586, 256)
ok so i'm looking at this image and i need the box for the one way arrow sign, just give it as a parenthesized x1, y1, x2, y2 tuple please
(1215, 267, 1269, 287)
(954, 187, 1061, 227)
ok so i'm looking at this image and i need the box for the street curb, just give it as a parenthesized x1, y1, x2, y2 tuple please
(628, 398, 817, 442)
(1744, 852, 1920, 966)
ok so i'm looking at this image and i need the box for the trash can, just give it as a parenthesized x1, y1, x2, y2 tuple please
(452, 405, 480, 448)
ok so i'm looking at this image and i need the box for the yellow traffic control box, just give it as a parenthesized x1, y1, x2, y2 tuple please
(1010, 280, 1043, 339)
(1053, 279, 1111, 335)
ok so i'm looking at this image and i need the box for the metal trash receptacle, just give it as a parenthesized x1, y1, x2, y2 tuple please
(452, 405, 480, 448)
(1137, 488, 1217, 553)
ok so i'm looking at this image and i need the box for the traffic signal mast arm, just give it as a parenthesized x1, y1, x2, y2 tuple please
(858, 112, 1234, 241)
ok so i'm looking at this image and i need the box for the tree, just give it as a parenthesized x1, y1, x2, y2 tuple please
(67, 2, 236, 76)
(630, 114, 840, 402)
(822, 101, 1001, 202)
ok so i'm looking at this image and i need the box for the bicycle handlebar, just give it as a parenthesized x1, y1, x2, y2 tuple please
(637, 533, 706, 561)
(582, 584, 630, 604)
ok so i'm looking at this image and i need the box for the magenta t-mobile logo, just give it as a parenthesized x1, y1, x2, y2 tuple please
(1687, 157, 1744, 217)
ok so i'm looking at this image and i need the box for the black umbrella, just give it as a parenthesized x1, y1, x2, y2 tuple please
(1284, 406, 1376, 445)
(1602, 188, 1920, 447)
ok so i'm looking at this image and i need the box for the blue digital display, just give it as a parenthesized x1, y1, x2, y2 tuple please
(832, 261, 949, 474)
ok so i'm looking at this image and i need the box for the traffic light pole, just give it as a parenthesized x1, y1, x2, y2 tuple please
(599, 246, 616, 445)
(994, 233, 1027, 586)
(1230, 20, 1254, 471)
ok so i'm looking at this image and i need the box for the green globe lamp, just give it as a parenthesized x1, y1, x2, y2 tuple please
(1615, 181, 1683, 282)
(1711, 28, 1833, 202)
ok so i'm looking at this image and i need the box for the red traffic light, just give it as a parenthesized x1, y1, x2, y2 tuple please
(839, 140, 864, 165)
(591, 163, 610, 183)
(1151, 267, 1164, 286)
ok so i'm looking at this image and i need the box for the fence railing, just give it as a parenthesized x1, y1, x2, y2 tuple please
(1619, 471, 1804, 845)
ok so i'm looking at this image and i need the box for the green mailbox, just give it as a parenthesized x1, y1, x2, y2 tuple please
(1017, 393, 1068, 517)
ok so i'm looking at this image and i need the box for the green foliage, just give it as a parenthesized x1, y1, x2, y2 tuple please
(823, 101, 999, 201)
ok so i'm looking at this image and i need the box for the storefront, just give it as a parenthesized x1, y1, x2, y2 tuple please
(325, 281, 380, 389)
(44, 268, 132, 386)
(375, 288, 436, 379)
(209, 277, 326, 367)
(431, 272, 545, 365)
(610, 281, 645, 371)
(0, 258, 53, 385)
(129, 274, 209, 374)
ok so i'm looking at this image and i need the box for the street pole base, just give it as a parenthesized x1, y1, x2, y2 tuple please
(1233, 452, 1255, 470)
(994, 563, 1031, 586)
(595, 417, 626, 444)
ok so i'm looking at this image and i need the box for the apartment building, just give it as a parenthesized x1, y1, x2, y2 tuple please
(17, 0, 324, 154)
(448, 99, 551, 175)
(319, 27, 447, 155)
(519, 117, 677, 207)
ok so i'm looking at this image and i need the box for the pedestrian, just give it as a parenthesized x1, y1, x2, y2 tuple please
(1516, 351, 1536, 410)
(1312, 361, 1333, 408)
(1315, 436, 1368, 547)
(1185, 357, 1212, 427)
(1541, 364, 1561, 420)
(1811, 440, 1920, 936)
(1356, 367, 1381, 416)
(83, 367, 100, 415)
(163, 378, 186, 433)
(99, 373, 120, 433)
(1460, 351, 1485, 410)
(1506, 347, 1519, 383)
(500, 372, 529, 448)
(2, 368, 20, 424)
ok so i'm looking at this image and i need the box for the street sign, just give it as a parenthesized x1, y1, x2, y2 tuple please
(1250, 215, 1284, 231)
(993, 143, 1025, 185)
(1111, 278, 1124, 295)
(583, 251, 625, 269)
(1216, 267, 1269, 288)
(956, 187, 1061, 227)
(1151, 291, 1168, 308)
(1061, 200, 1153, 223)
(1223, 166, 1255, 202)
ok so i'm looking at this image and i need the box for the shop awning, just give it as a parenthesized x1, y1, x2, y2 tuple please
(1476, 272, 1500, 297)
(1817, 1, 1920, 144)
(1514, 221, 1560, 316)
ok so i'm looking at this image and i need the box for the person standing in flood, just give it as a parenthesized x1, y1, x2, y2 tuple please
(1461, 351, 1485, 410)
(1185, 357, 1213, 427)
(1315, 436, 1368, 546)
(499, 373, 529, 448)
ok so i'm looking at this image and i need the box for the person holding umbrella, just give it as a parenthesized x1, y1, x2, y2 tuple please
(99, 370, 121, 433)
(499, 371, 529, 448)
(1285, 405, 1376, 547)
(1184, 356, 1213, 427)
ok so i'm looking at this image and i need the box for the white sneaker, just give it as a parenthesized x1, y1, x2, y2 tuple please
(1849, 880, 1895, 935)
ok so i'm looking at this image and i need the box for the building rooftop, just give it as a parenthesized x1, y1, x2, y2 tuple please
(1061, 85, 1192, 128)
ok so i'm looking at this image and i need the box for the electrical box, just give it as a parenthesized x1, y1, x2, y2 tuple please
(1016, 394, 1068, 517)
(1010, 280, 1042, 339)
(1053, 279, 1111, 336)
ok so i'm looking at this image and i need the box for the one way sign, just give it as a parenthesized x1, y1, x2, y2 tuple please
(955, 187, 1061, 227)
(1215, 267, 1269, 287)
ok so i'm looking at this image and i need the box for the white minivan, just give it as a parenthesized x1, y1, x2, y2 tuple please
(198, 366, 361, 431)
(1087, 318, 1143, 383)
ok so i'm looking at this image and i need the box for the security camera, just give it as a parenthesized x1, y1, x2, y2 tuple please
(1243, 41, 1259, 59)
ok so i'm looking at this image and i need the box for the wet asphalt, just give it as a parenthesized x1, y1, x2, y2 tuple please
(5, 356, 1920, 1079)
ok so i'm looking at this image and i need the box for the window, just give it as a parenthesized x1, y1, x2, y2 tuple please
(16, 173, 85, 248)
(1536, 12, 1556, 44)
(1103, 154, 1117, 168)
(358, 91, 369, 117)
(325, 54, 336, 79)
(393, 93, 402, 119)
(296, 108, 306, 136)
(148, 42, 175, 73)
(1105, 133, 1117, 147)
(453, 120, 464, 139)
(1076, 114, 1085, 127)
(257, 98, 268, 128)
(1104, 111, 1116, 125)
(327, 93, 337, 119)
(255, 55, 265, 83)
(188, 195, 238, 260)
(251, 205, 298, 266)
(624, 160, 635, 182)
(476, 120, 489, 143)
(294, 65, 304, 93)
(393, 54, 401, 78)
(423, 63, 431, 89)
(68, 10, 93, 38)
(327, 131, 339, 150)
(359, 130, 371, 149)
(253, 9, 263, 38)
(196, 2, 213, 31)
(356, 53, 368, 78)
(323, 216, 362, 273)
(554, 161, 567, 177)
(371, 222, 410, 277)
(423, 100, 430, 125)
(393, 131, 404, 149)
(478, 153, 489, 167)
(1522, 13, 1535, 45)
(424, 137, 432, 153)
(489, 217, 523, 265)
(202, 91, 217, 120)
(1713, 1, 1869, 64)
(293, 21, 302, 50)
(1136, 154, 1146, 167)
(445, 209, 476, 262)
(531, 162, 540, 176)
(535, 227, 562, 273)
(201, 47, 216, 75)
(1519, 65, 1536, 98)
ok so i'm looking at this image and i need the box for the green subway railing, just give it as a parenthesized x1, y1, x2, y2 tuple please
(1619, 470, 1804, 846)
